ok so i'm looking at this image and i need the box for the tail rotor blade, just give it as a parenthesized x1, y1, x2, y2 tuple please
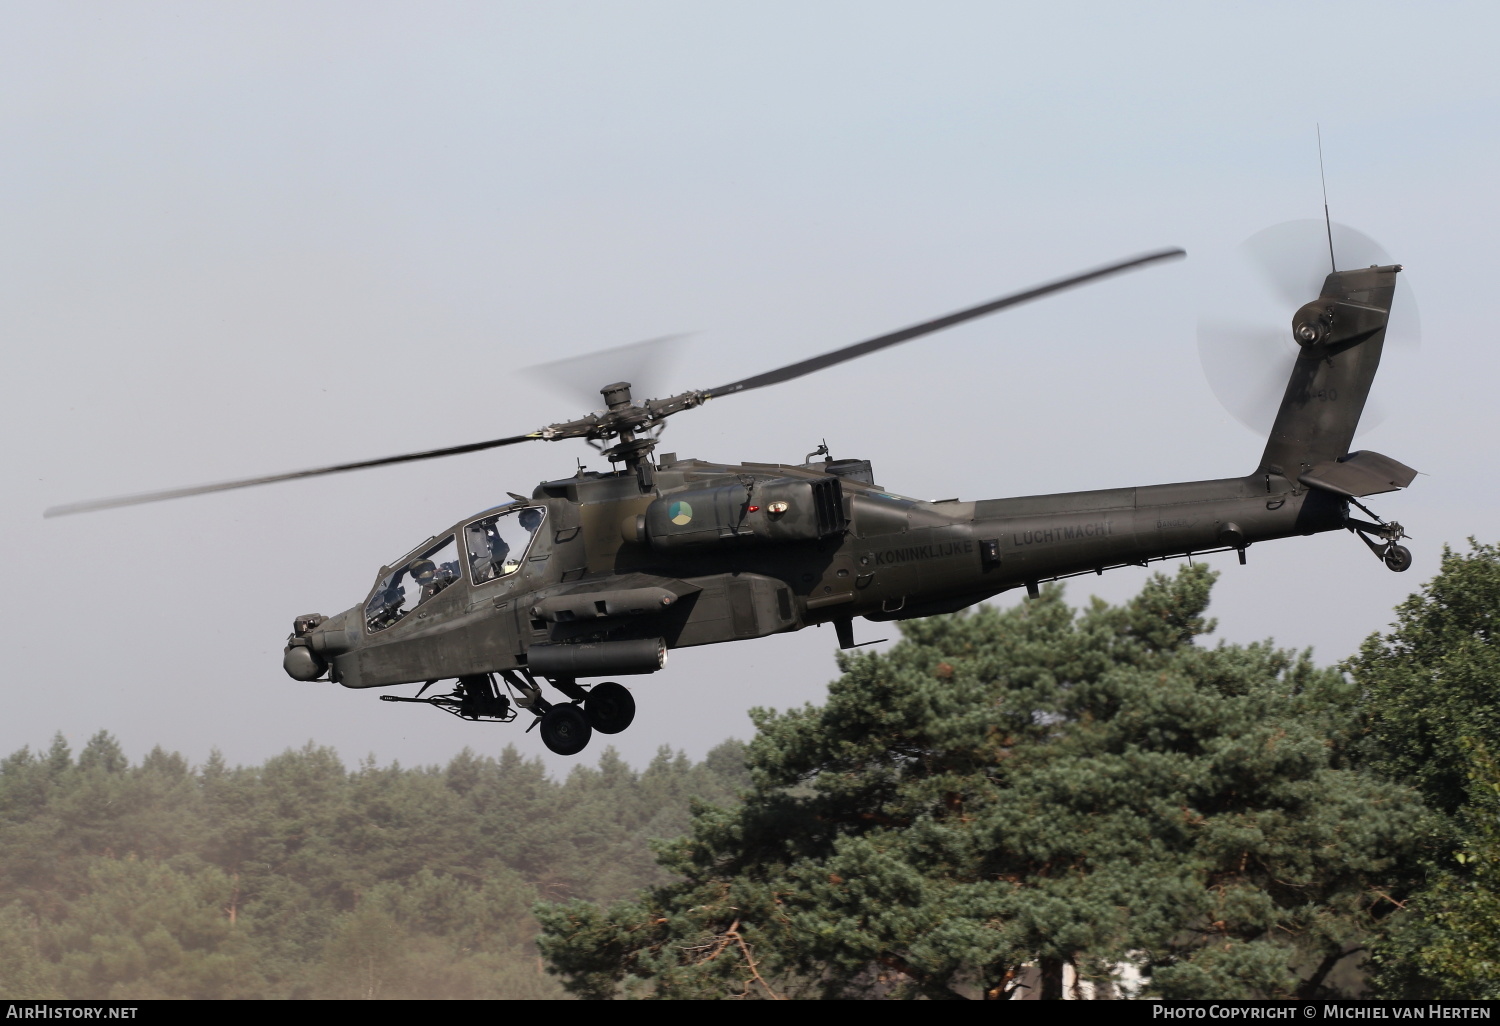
(1199, 221, 1419, 439)
(1239, 221, 1331, 308)
(1196, 319, 1298, 435)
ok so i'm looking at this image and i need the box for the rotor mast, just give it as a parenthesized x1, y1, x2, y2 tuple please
(599, 381, 659, 490)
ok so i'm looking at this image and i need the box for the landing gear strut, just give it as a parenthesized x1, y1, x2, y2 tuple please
(1346, 497, 1412, 573)
(383, 670, 636, 757)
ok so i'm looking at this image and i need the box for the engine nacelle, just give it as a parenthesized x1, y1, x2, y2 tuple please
(641, 477, 846, 551)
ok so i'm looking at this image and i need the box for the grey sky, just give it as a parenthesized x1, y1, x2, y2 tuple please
(3, 2, 1496, 776)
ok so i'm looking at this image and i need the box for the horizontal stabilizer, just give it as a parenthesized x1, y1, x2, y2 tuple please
(1299, 450, 1417, 498)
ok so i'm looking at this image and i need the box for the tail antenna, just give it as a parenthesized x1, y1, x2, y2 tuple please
(1317, 125, 1336, 273)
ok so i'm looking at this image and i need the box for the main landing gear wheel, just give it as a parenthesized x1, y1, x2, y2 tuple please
(584, 681, 636, 735)
(1385, 544, 1413, 573)
(540, 704, 592, 756)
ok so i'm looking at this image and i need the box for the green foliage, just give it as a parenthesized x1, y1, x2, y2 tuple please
(538, 567, 1431, 999)
(1356, 539, 1500, 816)
(0, 733, 748, 999)
(1355, 541, 1500, 998)
(1370, 744, 1500, 998)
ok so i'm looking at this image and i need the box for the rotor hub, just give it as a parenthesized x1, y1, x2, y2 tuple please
(600, 381, 634, 410)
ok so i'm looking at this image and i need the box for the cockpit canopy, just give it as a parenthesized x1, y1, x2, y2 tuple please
(364, 504, 548, 633)
(466, 505, 546, 583)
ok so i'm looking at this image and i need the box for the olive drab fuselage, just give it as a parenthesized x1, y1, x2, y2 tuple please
(293, 454, 1357, 692)
(275, 260, 1416, 764)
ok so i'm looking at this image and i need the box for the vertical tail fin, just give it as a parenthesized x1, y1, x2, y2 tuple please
(1258, 263, 1401, 478)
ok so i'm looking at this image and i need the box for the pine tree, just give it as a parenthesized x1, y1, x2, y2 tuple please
(1356, 540, 1500, 997)
(0, 729, 751, 998)
(537, 568, 1431, 999)
(1355, 539, 1500, 816)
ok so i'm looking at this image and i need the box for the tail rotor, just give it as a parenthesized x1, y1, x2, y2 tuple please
(1197, 220, 1420, 437)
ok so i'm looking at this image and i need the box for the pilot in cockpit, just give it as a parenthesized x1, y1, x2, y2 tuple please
(466, 506, 546, 584)
(467, 522, 510, 583)
(491, 530, 516, 576)
(502, 508, 542, 574)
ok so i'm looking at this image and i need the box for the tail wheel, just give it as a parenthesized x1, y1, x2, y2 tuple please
(1384, 544, 1413, 573)
(539, 704, 592, 756)
(584, 681, 636, 735)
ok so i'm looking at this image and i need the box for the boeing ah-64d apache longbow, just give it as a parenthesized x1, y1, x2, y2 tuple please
(46, 244, 1416, 756)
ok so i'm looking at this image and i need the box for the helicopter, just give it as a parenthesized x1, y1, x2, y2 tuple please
(45, 245, 1416, 757)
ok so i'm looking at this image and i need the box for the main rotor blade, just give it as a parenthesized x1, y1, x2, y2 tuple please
(703, 247, 1185, 398)
(44, 432, 541, 517)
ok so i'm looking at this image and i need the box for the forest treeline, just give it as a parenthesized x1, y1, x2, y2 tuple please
(4, 543, 1500, 999)
(0, 731, 748, 998)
